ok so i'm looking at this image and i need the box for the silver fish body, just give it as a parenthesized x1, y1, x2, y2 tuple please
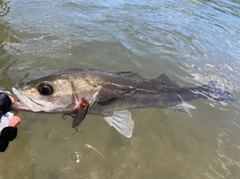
(10, 68, 235, 137)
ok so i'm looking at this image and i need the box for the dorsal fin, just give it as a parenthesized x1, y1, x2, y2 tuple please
(156, 73, 180, 87)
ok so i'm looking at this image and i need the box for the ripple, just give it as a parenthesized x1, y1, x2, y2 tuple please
(1, 0, 240, 178)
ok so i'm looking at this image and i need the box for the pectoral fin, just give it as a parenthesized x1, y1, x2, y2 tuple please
(104, 110, 134, 138)
(169, 103, 196, 117)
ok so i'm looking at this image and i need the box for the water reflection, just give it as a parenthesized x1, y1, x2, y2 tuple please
(0, 25, 22, 87)
(0, 0, 17, 87)
(0, 0, 9, 17)
(0, 0, 240, 178)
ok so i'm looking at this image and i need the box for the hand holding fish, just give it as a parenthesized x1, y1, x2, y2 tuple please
(0, 93, 21, 152)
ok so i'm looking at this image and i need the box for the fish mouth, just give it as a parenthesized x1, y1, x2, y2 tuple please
(11, 87, 51, 112)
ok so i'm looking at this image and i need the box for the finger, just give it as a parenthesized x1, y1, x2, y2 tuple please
(9, 96, 15, 104)
(8, 116, 21, 127)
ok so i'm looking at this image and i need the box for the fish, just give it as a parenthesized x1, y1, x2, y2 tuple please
(10, 68, 236, 138)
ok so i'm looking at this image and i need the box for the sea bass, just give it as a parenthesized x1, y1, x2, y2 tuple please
(10, 68, 235, 137)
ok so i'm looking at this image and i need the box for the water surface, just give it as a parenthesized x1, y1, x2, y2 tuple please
(0, 0, 240, 178)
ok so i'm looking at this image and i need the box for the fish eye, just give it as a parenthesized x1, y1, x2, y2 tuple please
(37, 82, 54, 95)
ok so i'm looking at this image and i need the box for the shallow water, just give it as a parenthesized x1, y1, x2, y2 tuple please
(0, 0, 240, 178)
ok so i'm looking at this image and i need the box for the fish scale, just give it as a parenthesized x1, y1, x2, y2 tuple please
(10, 68, 236, 138)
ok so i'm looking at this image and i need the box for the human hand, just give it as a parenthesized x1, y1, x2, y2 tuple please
(7, 96, 21, 127)
(0, 93, 21, 152)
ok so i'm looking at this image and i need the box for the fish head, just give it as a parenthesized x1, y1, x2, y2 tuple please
(11, 73, 79, 113)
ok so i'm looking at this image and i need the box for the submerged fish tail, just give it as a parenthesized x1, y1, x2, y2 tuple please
(191, 81, 236, 102)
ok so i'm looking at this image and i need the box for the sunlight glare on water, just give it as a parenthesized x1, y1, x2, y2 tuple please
(0, 0, 240, 178)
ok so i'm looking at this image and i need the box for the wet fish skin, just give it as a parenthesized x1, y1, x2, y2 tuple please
(10, 68, 236, 137)
(11, 69, 97, 114)
(11, 68, 235, 114)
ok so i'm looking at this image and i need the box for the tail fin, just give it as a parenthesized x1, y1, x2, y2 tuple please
(200, 81, 236, 101)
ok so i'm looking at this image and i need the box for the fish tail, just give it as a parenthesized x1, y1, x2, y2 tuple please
(198, 81, 236, 101)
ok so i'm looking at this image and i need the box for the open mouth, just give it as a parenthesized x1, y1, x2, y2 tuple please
(10, 87, 31, 111)
(11, 87, 51, 112)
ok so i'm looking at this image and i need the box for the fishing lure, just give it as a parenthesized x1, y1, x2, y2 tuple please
(62, 98, 89, 133)
(72, 98, 89, 130)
